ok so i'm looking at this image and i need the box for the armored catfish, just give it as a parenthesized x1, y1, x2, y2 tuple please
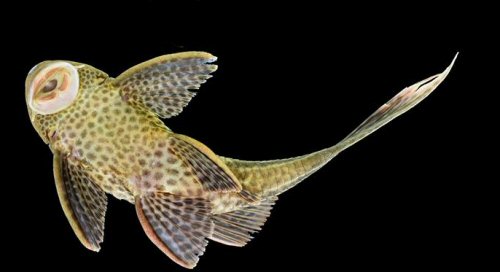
(25, 52, 457, 268)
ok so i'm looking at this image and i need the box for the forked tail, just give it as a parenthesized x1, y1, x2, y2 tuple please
(222, 53, 458, 198)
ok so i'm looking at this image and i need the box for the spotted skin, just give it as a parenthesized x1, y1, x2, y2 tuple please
(54, 152, 108, 251)
(26, 52, 457, 268)
(136, 192, 213, 269)
(169, 136, 242, 193)
(116, 52, 217, 118)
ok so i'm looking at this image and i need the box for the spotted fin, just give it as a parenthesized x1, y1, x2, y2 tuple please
(170, 134, 242, 193)
(53, 152, 108, 251)
(115, 51, 217, 118)
(135, 192, 214, 269)
(210, 197, 277, 247)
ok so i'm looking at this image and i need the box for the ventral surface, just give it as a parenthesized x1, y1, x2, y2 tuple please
(25, 51, 457, 269)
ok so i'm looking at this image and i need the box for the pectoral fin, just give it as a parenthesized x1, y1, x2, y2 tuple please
(115, 51, 217, 118)
(135, 192, 214, 269)
(53, 152, 108, 251)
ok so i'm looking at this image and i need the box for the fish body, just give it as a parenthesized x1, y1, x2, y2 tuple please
(26, 52, 457, 268)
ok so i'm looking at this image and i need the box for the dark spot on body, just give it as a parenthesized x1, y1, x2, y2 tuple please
(154, 172, 163, 180)
(167, 179, 177, 185)
(87, 153, 96, 160)
(167, 169, 179, 175)
(167, 157, 177, 164)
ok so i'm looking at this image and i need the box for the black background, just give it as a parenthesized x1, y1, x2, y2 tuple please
(3, 1, 495, 271)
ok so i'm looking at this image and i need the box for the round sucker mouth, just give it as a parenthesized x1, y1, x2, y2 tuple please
(28, 61, 80, 115)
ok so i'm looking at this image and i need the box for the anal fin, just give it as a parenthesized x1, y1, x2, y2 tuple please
(135, 192, 214, 269)
(210, 197, 277, 247)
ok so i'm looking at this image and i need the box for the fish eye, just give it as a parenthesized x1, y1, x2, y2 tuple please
(27, 61, 79, 115)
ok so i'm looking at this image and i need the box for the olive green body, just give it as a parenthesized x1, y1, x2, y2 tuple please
(26, 51, 456, 268)
(37, 75, 247, 213)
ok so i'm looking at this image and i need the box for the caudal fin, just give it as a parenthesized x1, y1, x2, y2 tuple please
(334, 53, 458, 152)
(222, 53, 458, 198)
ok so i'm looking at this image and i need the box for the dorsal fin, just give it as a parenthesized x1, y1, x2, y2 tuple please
(114, 51, 217, 118)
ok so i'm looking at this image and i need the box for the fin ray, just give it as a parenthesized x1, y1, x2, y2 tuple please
(53, 152, 107, 251)
(136, 192, 213, 269)
(115, 51, 217, 118)
(170, 135, 242, 193)
(210, 197, 277, 247)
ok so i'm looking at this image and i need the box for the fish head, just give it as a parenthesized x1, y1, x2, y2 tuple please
(25, 60, 108, 144)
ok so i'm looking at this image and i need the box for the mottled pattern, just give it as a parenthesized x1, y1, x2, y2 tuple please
(26, 52, 457, 269)
(115, 52, 217, 118)
(54, 153, 107, 251)
(136, 193, 213, 269)
(211, 197, 277, 247)
(169, 136, 241, 193)
(55, 80, 215, 199)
